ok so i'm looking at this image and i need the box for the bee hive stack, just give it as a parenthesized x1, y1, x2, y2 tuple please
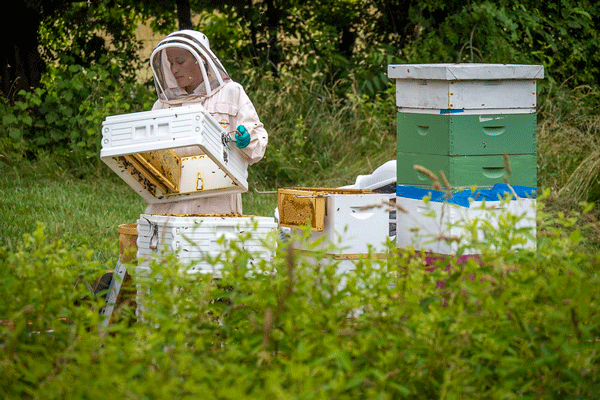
(387, 63, 543, 254)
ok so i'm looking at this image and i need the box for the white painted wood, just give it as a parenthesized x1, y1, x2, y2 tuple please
(394, 79, 538, 110)
(100, 105, 248, 203)
(136, 214, 277, 276)
(388, 63, 544, 80)
(296, 193, 396, 255)
(396, 196, 536, 255)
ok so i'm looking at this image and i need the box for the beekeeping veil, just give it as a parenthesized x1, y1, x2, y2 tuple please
(150, 30, 230, 105)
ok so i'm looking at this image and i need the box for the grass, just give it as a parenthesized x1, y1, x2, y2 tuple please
(0, 162, 278, 266)
(0, 164, 143, 265)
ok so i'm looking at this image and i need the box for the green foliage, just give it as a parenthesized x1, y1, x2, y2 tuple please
(187, 0, 600, 95)
(351, 49, 399, 98)
(247, 75, 396, 189)
(0, 62, 154, 173)
(0, 224, 104, 398)
(1, 199, 600, 398)
(38, 0, 144, 79)
(0, 95, 38, 163)
(400, 0, 600, 86)
(537, 84, 600, 209)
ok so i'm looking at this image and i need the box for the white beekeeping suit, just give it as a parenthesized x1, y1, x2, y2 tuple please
(145, 30, 268, 215)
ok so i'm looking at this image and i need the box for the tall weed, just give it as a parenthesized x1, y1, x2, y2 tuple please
(537, 83, 600, 233)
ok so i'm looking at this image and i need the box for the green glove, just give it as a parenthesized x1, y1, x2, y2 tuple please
(236, 125, 250, 149)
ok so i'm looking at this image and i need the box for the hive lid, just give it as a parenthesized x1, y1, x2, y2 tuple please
(100, 105, 248, 204)
(388, 63, 544, 81)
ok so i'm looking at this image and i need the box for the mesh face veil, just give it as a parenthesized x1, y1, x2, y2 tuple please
(150, 30, 230, 105)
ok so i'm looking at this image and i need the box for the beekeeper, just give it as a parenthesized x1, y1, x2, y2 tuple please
(145, 30, 268, 215)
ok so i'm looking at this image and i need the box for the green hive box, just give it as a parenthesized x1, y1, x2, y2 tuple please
(397, 113, 536, 156)
(396, 152, 537, 188)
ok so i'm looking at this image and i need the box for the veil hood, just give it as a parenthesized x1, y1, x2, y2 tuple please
(150, 30, 230, 105)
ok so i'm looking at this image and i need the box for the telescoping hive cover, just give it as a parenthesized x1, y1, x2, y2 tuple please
(100, 105, 248, 204)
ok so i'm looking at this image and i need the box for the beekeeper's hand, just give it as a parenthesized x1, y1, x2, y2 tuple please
(236, 125, 251, 149)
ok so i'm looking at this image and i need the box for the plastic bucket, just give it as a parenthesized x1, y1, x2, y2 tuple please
(118, 223, 138, 263)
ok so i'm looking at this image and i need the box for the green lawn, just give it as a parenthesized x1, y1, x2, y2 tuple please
(0, 163, 277, 265)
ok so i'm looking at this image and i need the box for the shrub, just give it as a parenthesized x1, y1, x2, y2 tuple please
(0, 224, 104, 397)
(1, 197, 599, 399)
(0, 62, 154, 175)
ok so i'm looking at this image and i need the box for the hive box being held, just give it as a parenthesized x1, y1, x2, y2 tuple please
(100, 105, 248, 203)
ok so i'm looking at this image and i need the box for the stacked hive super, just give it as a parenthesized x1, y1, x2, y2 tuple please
(101, 105, 277, 276)
(387, 64, 543, 254)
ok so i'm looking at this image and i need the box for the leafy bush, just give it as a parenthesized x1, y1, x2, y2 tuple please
(0, 62, 154, 174)
(1, 197, 599, 399)
(0, 224, 104, 397)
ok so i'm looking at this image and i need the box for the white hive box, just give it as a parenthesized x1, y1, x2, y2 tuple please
(396, 186, 537, 255)
(310, 193, 396, 255)
(278, 188, 395, 257)
(100, 105, 248, 203)
(136, 214, 277, 276)
(387, 63, 544, 113)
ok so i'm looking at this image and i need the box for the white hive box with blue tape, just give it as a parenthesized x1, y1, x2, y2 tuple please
(100, 104, 248, 204)
(396, 185, 537, 255)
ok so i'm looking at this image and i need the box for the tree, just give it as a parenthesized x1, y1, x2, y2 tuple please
(189, 0, 291, 77)
(176, 0, 192, 29)
(1, 0, 51, 99)
(3, 0, 599, 101)
(1, 0, 180, 100)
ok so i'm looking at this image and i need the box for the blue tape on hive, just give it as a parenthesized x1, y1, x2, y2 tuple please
(396, 184, 537, 208)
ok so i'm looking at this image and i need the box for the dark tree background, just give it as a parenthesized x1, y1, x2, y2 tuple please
(1, 0, 50, 97)
(2, 0, 599, 100)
